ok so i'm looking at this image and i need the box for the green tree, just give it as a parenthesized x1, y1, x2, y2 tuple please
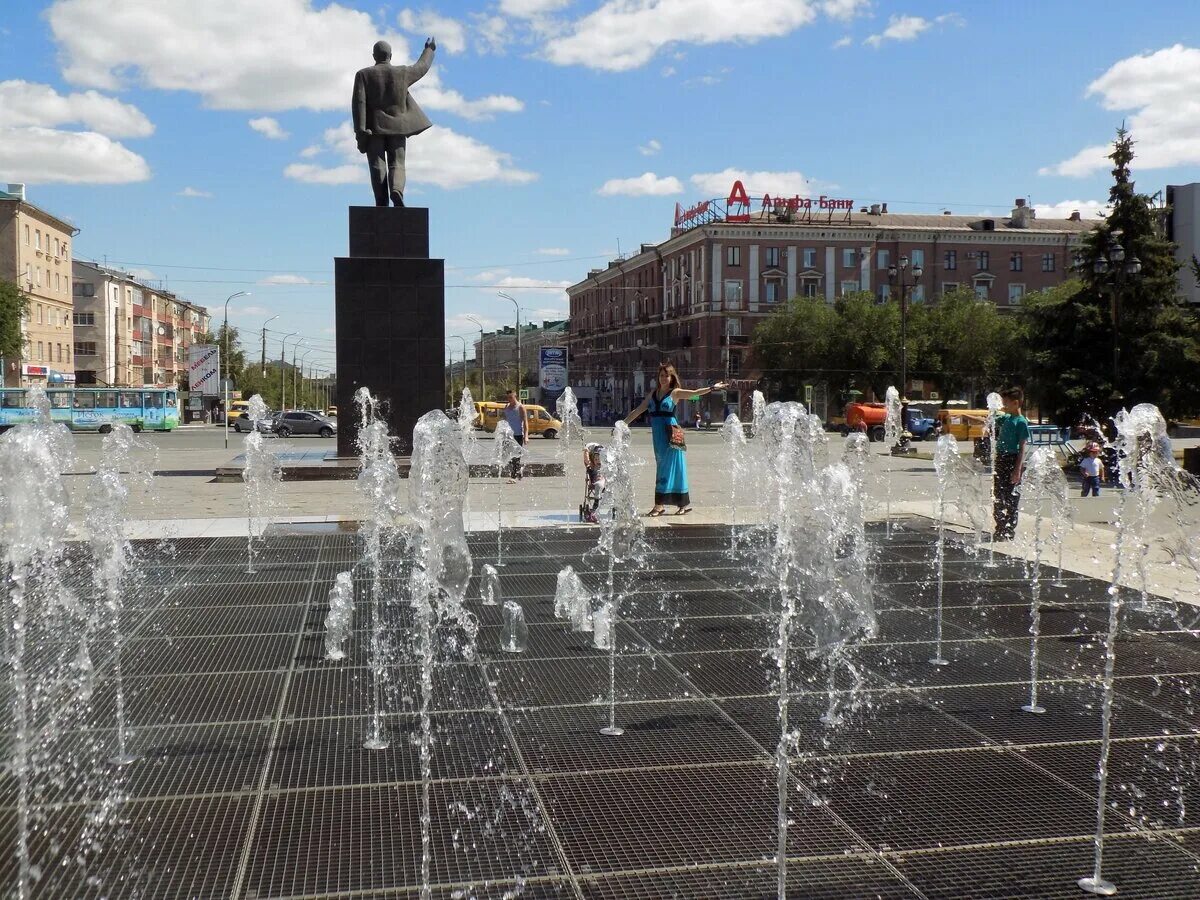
(0, 278, 30, 366)
(912, 288, 1024, 403)
(1021, 127, 1200, 422)
(197, 323, 246, 385)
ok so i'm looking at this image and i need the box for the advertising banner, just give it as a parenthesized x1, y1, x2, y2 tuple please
(539, 346, 568, 395)
(188, 344, 221, 396)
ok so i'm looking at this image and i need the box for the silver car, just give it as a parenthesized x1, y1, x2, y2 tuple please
(273, 410, 337, 438)
(232, 415, 275, 434)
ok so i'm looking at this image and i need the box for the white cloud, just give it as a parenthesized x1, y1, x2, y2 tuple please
(598, 172, 684, 196)
(1031, 200, 1110, 219)
(0, 80, 154, 137)
(447, 312, 502, 333)
(661, 65, 677, 77)
(259, 274, 315, 285)
(638, 139, 662, 156)
(285, 122, 537, 190)
(536, 247, 571, 255)
(1040, 44, 1200, 177)
(178, 186, 212, 198)
(249, 116, 290, 140)
(47, 0, 521, 120)
(821, 0, 870, 20)
(500, 0, 571, 17)
(299, 144, 321, 158)
(832, 36, 852, 49)
(473, 14, 511, 54)
(127, 267, 157, 281)
(398, 9, 467, 54)
(0, 126, 150, 185)
(490, 275, 572, 290)
(543, 0, 826, 71)
(689, 168, 823, 197)
(233, 305, 272, 316)
(864, 12, 962, 48)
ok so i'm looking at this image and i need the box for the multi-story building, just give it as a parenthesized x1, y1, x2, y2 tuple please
(567, 184, 1096, 419)
(71, 260, 210, 387)
(0, 184, 79, 387)
(473, 319, 567, 394)
(1166, 182, 1200, 306)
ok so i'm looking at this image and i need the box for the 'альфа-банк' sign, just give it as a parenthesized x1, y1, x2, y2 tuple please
(674, 180, 854, 229)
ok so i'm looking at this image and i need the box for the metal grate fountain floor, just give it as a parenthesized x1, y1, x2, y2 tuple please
(4, 520, 1200, 898)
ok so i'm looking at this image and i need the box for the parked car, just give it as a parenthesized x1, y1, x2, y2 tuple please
(472, 402, 562, 438)
(273, 410, 337, 438)
(325, 405, 338, 417)
(232, 414, 275, 434)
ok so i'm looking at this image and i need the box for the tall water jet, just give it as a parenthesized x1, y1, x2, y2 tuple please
(324, 571, 355, 660)
(87, 423, 154, 765)
(481, 563, 501, 606)
(502, 600, 529, 653)
(984, 391, 1003, 566)
(242, 394, 281, 575)
(408, 409, 473, 900)
(751, 389, 767, 436)
(883, 386, 902, 538)
(354, 387, 404, 751)
(1018, 447, 1071, 714)
(456, 387, 478, 515)
(556, 386, 587, 517)
(492, 419, 524, 565)
(0, 385, 77, 899)
(555, 565, 592, 632)
(596, 420, 644, 737)
(721, 413, 748, 554)
(929, 434, 959, 667)
(1079, 403, 1172, 896)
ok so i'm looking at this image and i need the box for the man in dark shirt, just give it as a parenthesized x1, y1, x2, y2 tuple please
(992, 386, 1031, 540)
(352, 38, 436, 207)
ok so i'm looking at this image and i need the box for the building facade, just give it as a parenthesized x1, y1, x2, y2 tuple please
(567, 188, 1096, 419)
(472, 319, 567, 396)
(1167, 182, 1200, 306)
(71, 260, 210, 388)
(0, 184, 79, 387)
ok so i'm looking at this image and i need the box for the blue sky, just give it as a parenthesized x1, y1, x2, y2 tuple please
(2, 0, 1199, 373)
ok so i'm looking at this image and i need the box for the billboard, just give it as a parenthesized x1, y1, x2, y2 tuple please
(188, 344, 221, 396)
(539, 346, 568, 393)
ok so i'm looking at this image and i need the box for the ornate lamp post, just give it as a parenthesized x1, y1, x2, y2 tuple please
(465, 315, 485, 402)
(887, 255, 923, 396)
(1089, 229, 1142, 402)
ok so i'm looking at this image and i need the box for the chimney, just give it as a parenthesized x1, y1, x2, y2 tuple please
(942, 210, 952, 215)
(1014, 198, 1026, 208)
(869, 203, 881, 215)
(1010, 198, 1033, 228)
(1069, 210, 1081, 221)
(881, 202, 888, 214)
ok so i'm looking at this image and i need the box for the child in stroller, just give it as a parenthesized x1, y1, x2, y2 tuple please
(579, 442, 607, 524)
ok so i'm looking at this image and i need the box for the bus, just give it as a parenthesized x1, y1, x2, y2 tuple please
(0, 388, 180, 433)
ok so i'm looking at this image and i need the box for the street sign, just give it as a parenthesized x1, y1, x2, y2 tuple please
(188, 345, 220, 396)
(804, 384, 814, 408)
(518, 389, 530, 401)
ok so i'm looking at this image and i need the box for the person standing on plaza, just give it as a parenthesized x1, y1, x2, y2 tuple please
(502, 389, 528, 483)
(623, 363, 727, 516)
(1079, 442, 1106, 497)
(992, 386, 1031, 540)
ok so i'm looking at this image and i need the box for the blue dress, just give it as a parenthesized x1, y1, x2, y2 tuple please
(648, 391, 690, 507)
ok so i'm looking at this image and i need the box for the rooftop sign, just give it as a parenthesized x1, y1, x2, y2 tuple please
(673, 180, 854, 231)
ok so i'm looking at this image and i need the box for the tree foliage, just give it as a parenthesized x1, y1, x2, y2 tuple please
(1020, 127, 1200, 423)
(0, 279, 30, 363)
(913, 288, 1024, 402)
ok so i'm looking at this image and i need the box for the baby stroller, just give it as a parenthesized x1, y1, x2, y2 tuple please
(579, 442, 608, 524)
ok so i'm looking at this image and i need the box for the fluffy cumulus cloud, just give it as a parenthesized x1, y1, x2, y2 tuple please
(46, 0, 522, 120)
(864, 13, 963, 48)
(0, 80, 152, 184)
(689, 168, 824, 197)
(285, 122, 536, 190)
(1031, 200, 1110, 219)
(259, 274, 315, 285)
(178, 186, 212, 198)
(598, 172, 683, 196)
(398, 8, 467, 53)
(638, 138, 662, 156)
(543, 0, 830, 71)
(1040, 44, 1200, 177)
(499, 0, 572, 18)
(249, 117, 290, 140)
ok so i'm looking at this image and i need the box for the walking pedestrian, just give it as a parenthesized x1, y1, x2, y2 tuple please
(1080, 442, 1105, 497)
(992, 387, 1030, 541)
(502, 389, 527, 483)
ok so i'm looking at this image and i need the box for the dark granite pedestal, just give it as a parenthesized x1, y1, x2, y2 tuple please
(334, 207, 444, 458)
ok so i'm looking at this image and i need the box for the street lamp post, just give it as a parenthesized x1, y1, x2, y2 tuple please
(297, 348, 316, 408)
(290, 340, 306, 410)
(261, 314, 279, 376)
(449, 334, 467, 403)
(222, 290, 250, 449)
(887, 255, 923, 397)
(465, 315, 485, 401)
(498, 291, 520, 395)
(279, 331, 298, 411)
(1090, 229, 1142, 403)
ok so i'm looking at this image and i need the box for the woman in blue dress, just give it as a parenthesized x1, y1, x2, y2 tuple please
(623, 363, 727, 516)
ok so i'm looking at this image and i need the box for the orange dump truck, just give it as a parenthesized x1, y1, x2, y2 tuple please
(845, 402, 887, 441)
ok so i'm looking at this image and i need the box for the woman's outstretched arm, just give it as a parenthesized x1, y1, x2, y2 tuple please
(623, 392, 651, 426)
(670, 381, 728, 403)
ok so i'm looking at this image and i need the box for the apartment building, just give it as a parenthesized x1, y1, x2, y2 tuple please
(0, 184, 79, 387)
(567, 184, 1096, 417)
(71, 260, 211, 387)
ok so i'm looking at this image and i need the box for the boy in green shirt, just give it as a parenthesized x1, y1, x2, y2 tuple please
(993, 386, 1030, 541)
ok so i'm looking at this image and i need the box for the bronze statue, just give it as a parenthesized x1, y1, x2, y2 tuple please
(352, 38, 436, 207)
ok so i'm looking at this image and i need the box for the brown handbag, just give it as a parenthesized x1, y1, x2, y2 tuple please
(669, 423, 687, 450)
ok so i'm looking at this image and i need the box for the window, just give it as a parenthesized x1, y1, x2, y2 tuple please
(911, 249, 925, 268)
(1008, 284, 1025, 304)
(840, 280, 860, 296)
(35, 230, 41, 250)
(73, 312, 96, 326)
(37, 304, 43, 324)
(726, 246, 741, 266)
(3, 391, 26, 408)
(24, 225, 29, 245)
(49, 391, 70, 409)
(1041, 253, 1056, 272)
(945, 250, 957, 270)
(54, 273, 60, 292)
(727, 349, 742, 377)
(912, 284, 926, 303)
(802, 280, 819, 298)
(56, 344, 62, 362)
(977, 251, 989, 270)
(1010, 252, 1023, 271)
(144, 393, 164, 409)
(54, 239, 60, 256)
(974, 282, 990, 300)
(96, 392, 117, 408)
(765, 247, 780, 268)
(119, 392, 141, 409)
(878, 283, 891, 301)
(803, 248, 817, 268)
(877, 250, 890, 269)
(943, 282, 959, 295)
(73, 392, 95, 409)
(842, 248, 856, 268)
(37, 342, 44, 361)
(723, 279, 743, 304)
(74, 342, 97, 356)
(765, 280, 782, 303)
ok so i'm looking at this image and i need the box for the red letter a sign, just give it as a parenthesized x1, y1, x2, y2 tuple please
(726, 180, 751, 222)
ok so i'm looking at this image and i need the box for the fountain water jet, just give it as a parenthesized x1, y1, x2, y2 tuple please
(242, 395, 280, 575)
(502, 600, 528, 652)
(556, 387, 587, 518)
(323, 571, 355, 660)
(481, 563, 501, 605)
(354, 387, 404, 751)
(555, 565, 592, 632)
(721, 413, 748, 555)
(492, 420, 524, 565)
(984, 392, 1003, 566)
(929, 435, 959, 667)
(1018, 447, 1070, 714)
(883, 387, 902, 538)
